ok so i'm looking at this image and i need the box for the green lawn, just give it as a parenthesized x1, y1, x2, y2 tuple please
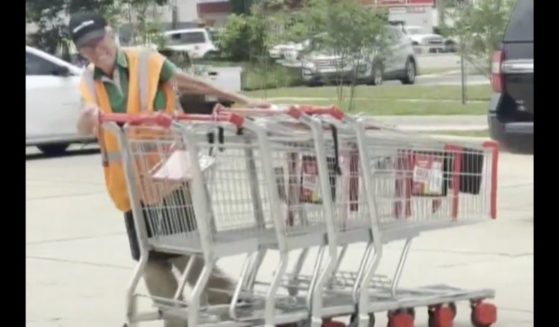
(244, 85, 491, 115)
(245, 84, 491, 101)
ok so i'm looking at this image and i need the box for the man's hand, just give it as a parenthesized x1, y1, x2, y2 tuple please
(172, 73, 272, 109)
(77, 105, 100, 136)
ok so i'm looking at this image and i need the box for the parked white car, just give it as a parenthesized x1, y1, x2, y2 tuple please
(401, 25, 445, 53)
(26, 46, 93, 155)
(301, 26, 418, 86)
(162, 28, 219, 59)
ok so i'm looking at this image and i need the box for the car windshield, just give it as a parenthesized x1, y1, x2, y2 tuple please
(504, 0, 533, 42)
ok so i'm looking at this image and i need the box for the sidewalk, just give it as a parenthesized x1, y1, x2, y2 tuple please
(369, 115, 488, 132)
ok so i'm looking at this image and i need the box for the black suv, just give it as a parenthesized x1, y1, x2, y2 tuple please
(488, 0, 533, 153)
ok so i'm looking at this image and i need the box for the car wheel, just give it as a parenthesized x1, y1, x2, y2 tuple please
(368, 64, 383, 85)
(401, 59, 416, 85)
(38, 143, 69, 155)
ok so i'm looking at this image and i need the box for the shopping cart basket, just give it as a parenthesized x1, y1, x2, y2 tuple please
(101, 112, 259, 327)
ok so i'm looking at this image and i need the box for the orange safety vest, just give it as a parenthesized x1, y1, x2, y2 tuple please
(80, 47, 176, 212)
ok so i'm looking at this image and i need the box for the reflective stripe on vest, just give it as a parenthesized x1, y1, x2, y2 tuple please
(138, 49, 152, 113)
(82, 68, 97, 104)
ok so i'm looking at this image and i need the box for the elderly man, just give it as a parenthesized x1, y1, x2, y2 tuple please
(70, 11, 264, 327)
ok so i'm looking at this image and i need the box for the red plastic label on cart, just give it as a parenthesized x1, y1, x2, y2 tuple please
(412, 154, 444, 196)
(299, 155, 338, 203)
(300, 156, 321, 203)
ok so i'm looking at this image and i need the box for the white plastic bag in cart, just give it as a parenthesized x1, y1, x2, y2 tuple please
(151, 150, 216, 181)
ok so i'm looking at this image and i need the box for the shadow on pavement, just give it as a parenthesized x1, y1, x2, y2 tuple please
(26, 148, 100, 161)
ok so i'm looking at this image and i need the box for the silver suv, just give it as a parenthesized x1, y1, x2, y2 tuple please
(301, 26, 418, 86)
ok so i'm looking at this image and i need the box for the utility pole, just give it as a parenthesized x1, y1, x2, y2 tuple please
(458, 0, 467, 104)
(460, 44, 467, 104)
(172, 0, 178, 29)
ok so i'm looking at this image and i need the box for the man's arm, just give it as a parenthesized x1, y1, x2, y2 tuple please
(172, 72, 254, 105)
(77, 76, 100, 135)
(159, 59, 267, 107)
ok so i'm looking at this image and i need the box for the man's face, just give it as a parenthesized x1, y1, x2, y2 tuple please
(78, 32, 117, 70)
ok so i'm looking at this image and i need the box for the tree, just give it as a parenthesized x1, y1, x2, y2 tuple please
(449, 0, 515, 77)
(26, 0, 168, 58)
(216, 14, 269, 62)
(278, 0, 389, 111)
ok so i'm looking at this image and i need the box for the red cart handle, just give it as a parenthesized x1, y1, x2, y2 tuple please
(175, 112, 245, 128)
(100, 112, 245, 129)
(216, 104, 344, 120)
(288, 106, 345, 120)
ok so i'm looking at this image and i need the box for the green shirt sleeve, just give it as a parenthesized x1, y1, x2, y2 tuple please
(160, 59, 178, 83)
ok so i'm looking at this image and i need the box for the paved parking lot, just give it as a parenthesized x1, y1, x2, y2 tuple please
(26, 142, 533, 327)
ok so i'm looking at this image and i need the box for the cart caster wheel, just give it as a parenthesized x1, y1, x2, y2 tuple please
(427, 304, 455, 327)
(387, 310, 414, 327)
(349, 313, 375, 327)
(388, 308, 415, 319)
(470, 300, 497, 327)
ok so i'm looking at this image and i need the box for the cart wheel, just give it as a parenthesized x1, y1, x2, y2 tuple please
(428, 303, 457, 318)
(388, 308, 415, 319)
(470, 301, 497, 327)
(448, 302, 457, 318)
(349, 313, 375, 327)
(427, 304, 455, 327)
(387, 310, 414, 327)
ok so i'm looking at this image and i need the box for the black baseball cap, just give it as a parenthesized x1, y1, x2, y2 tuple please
(69, 11, 107, 48)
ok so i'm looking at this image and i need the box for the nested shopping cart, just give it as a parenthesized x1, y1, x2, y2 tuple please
(101, 112, 254, 327)
(221, 105, 500, 327)
(333, 111, 499, 327)
(100, 104, 500, 327)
